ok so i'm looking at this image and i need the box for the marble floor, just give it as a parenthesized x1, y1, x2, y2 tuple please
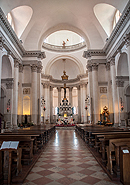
(22, 130, 122, 185)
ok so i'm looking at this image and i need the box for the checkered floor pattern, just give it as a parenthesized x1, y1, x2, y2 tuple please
(22, 130, 122, 185)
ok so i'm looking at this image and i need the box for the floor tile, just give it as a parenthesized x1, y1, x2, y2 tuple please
(23, 130, 122, 185)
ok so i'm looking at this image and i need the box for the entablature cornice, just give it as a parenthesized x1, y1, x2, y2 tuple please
(83, 50, 106, 59)
(103, 0, 130, 56)
(23, 51, 46, 59)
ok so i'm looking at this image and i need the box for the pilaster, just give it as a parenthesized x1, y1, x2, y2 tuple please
(18, 64, 23, 124)
(31, 64, 37, 124)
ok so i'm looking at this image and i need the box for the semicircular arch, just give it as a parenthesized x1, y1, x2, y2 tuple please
(45, 55, 84, 76)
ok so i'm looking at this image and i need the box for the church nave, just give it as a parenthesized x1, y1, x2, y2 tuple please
(23, 130, 122, 185)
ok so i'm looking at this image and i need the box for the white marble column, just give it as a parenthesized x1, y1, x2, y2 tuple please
(83, 84, 87, 123)
(44, 83, 50, 122)
(92, 63, 100, 124)
(13, 59, 19, 128)
(0, 37, 4, 100)
(106, 62, 113, 122)
(124, 34, 130, 84)
(77, 85, 81, 123)
(50, 86, 53, 123)
(80, 84, 83, 123)
(18, 64, 23, 124)
(110, 58, 119, 125)
(57, 87, 61, 107)
(37, 62, 43, 125)
(86, 62, 93, 123)
(31, 64, 37, 124)
(69, 87, 73, 106)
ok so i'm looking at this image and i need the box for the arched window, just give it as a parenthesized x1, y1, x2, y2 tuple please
(6, 13, 15, 30)
(113, 10, 121, 29)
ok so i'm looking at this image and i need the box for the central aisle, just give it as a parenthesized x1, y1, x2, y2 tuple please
(23, 130, 122, 185)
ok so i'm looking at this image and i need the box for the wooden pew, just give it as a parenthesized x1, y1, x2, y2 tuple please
(98, 134, 130, 173)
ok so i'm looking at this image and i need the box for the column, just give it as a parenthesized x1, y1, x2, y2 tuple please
(124, 34, 130, 84)
(92, 63, 100, 124)
(110, 57, 119, 125)
(106, 62, 113, 122)
(57, 87, 61, 107)
(77, 85, 81, 123)
(69, 87, 73, 106)
(18, 64, 23, 124)
(31, 64, 37, 124)
(86, 61, 93, 123)
(5, 80, 13, 127)
(13, 59, 19, 128)
(80, 84, 83, 123)
(37, 61, 43, 125)
(44, 83, 50, 122)
(50, 86, 53, 123)
(0, 37, 4, 100)
(83, 84, 87, 123)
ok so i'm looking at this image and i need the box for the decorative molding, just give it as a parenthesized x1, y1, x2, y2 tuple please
(14, 58, 19, 68)
(106, 62, 110, 71)
(92, 63, 98, 71)
(103, 1, 130, 55)
(100, 87, 107, 93)
(0, 36, 4, 50)
(116, 80, 124, 87)
(23, 88, 30, 94)
(42, 41, 86, 52)
(116, 76, 129, 81)
(23, 51, 46, 59)
(109, 57, 115, 66)
(98, 82, 108, 86)
(50, 86, 53, 91)
(124, 33, 130, 47)
(31, 64, 37, 72)
(83, 50, 106, 59)
(2, 78, 14, 89)
(22, 83, 31, 87)
(19, 64, 23, 73)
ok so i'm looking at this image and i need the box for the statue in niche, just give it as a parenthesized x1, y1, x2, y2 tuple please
(102, 106, 110, 123)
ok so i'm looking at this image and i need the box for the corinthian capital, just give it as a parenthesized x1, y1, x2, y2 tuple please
(6, 81, 14, 89)
(14, 58, 19, 68)
(106, 62, 110, 71)
(31, 64, 37, 72)
(108, 57, 115, 66)
(92, 63, 98, 71)
(19, 64, 23, 73)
